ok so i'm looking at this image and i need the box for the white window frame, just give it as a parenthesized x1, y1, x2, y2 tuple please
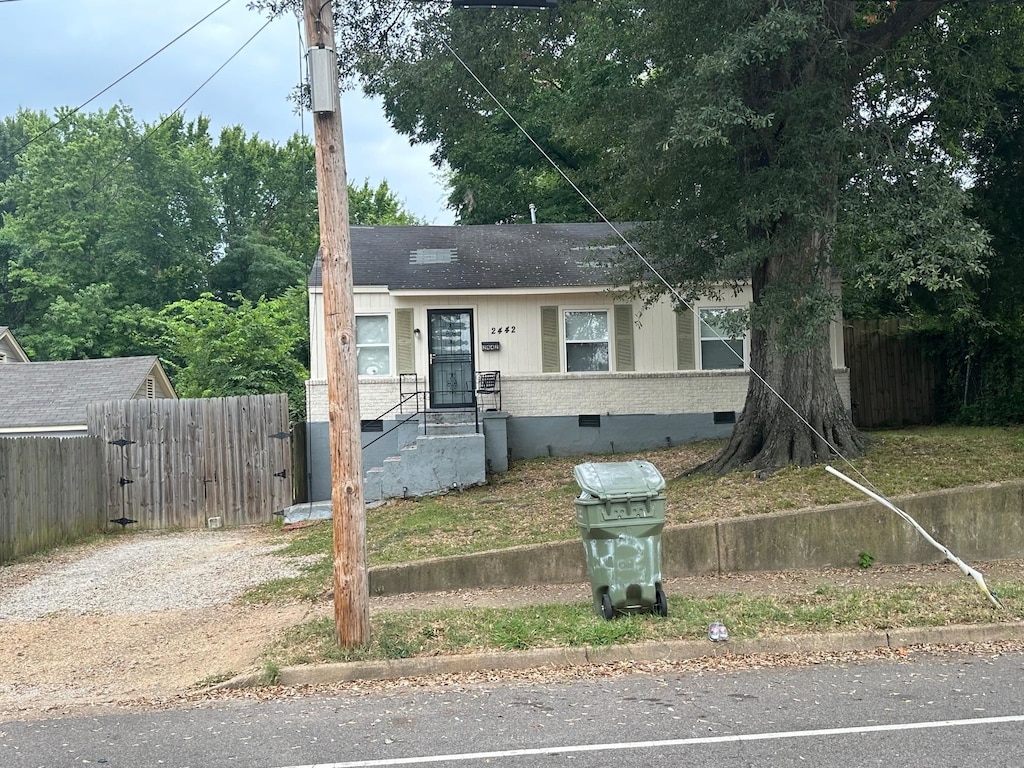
(698, 306, 747, 370)
(563, 308, 610, 373)
(355, 314, 391, 377)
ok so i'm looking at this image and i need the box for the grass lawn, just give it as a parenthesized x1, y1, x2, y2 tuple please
(248, 426, 1024, 667)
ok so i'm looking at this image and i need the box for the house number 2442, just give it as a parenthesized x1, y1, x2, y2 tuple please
(490, 326, 516, 335)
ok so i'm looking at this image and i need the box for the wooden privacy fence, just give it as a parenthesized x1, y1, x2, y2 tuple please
(844, 318, 939, 429)
(0, 436, 106, 563)
(0, 395, 294, 562)
(87, 394, 293, 530)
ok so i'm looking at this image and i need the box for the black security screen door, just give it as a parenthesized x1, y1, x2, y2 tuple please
(427, 309, 475, 408)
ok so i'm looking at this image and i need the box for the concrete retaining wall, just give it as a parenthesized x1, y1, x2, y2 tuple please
(368, 480, 1024, 595)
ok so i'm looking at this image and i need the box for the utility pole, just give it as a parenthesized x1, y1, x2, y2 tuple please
(302, 0, 369, 648)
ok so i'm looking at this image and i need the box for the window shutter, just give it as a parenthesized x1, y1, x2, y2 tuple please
(613, 304, 634, 372)
(395, 308, 415, 374)
(146, 376, 156, 399)
(541, 306, 559, 373)
(676, 307, 696, 370)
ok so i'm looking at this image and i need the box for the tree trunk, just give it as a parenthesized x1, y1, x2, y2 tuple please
(696, 230, 869, 476)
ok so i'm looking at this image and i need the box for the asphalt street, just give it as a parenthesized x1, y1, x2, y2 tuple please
(2, 647, 1022, 768)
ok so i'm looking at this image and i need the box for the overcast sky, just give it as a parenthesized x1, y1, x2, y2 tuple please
(0, 0, 453, 224)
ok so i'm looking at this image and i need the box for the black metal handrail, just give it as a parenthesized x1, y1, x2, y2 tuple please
(361, 373, 498, 451)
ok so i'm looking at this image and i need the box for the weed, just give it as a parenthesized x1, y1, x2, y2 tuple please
(257, 661, 281, 687)
(192, 672, 236, 689)
(858, 551, 876, 569)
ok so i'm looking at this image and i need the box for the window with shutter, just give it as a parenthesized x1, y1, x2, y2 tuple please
(564, 310, 610, 372)
(541, 306, 559, 372)
(699, 307, 746, 369)
(355, 315, 391, 376)
(613, 304, 634, 372)
(395, 308, 415, 374)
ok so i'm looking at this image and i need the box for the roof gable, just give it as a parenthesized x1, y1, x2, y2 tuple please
(0, 356, 176, 430)
(0, 326, 31, 363)
(308, 223, 636, 292)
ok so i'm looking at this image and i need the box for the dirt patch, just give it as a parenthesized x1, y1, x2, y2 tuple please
(1, 603, 317, 718)
(0, 528, 325, 721)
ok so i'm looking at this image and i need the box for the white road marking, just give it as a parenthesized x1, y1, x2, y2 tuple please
(276, 713, 1024, 768)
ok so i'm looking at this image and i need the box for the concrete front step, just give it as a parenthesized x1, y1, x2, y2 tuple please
(364, 432, 486, 503)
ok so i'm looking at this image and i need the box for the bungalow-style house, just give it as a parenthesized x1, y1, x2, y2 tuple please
(0, 326, 30, 363)
(306, 224, 849, 502)
(0, 353, 177, 437)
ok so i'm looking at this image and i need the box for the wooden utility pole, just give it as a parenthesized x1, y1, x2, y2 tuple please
(302, 0, 369, 648)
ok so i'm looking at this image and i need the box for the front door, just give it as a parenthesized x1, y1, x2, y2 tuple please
(427, 309, 475, 408)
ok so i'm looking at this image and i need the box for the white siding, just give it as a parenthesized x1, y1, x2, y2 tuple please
(313, 288, 768, 379)
(307, 283, 848, 421)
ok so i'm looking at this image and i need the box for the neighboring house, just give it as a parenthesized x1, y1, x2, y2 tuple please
(0, 356, 176, 437)
(0, 327, 31, 363)
(306, 224, 849, 502)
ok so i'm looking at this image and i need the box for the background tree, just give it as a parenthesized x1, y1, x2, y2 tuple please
(348, 178, 424, 225)
(939, 29, 1024, 425)
(136, 287, 310, 420)
(1, 103, 420, 415)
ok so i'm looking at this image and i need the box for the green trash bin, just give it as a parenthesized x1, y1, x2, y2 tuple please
(574, 460, 668, 620)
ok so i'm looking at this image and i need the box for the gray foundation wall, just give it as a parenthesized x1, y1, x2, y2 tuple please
(306, 411, 736, 502)
(306, 418, 423, 502)
(505, 413, 736, 460)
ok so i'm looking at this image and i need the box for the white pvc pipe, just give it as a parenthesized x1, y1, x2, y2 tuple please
(825, 465, 1002, 609)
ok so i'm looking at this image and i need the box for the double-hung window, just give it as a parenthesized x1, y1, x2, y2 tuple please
(564, 310, 609, 372)
(699, 307, 746, 370)
(355, 315, 390, 376)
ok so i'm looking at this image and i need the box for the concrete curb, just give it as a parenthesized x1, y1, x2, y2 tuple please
(217, 622, 1024, 691)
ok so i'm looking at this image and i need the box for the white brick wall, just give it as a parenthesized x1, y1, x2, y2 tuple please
(307, 370, 852, 422)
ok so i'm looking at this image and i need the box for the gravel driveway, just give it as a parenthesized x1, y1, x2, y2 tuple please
(0, 528, 323, 721)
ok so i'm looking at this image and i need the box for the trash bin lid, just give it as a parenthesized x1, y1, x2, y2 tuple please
(573, 460, 666, 499)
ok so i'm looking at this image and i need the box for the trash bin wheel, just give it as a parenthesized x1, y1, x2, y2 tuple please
(654, 587, 668, 617)
(601, 592, 614, 621)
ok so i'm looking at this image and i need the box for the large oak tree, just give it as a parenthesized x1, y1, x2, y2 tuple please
(257, 0, 1020, 473)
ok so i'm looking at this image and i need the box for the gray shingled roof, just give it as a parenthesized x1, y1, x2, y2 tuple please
(308, 223, 636, 290)
(0, 356, 165, 429)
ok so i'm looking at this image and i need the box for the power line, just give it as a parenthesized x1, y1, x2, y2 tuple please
(91, 15, 276, 189)
(2, 0, 233, 164)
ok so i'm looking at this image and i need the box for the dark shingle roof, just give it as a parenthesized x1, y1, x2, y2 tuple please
(308, 223, 635, 291)
(0, 356, 166, 430)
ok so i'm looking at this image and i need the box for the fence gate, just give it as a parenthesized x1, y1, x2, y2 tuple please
(87, 394, 292, 529)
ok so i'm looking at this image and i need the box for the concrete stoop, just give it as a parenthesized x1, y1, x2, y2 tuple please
(363, 431, 487, 503)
